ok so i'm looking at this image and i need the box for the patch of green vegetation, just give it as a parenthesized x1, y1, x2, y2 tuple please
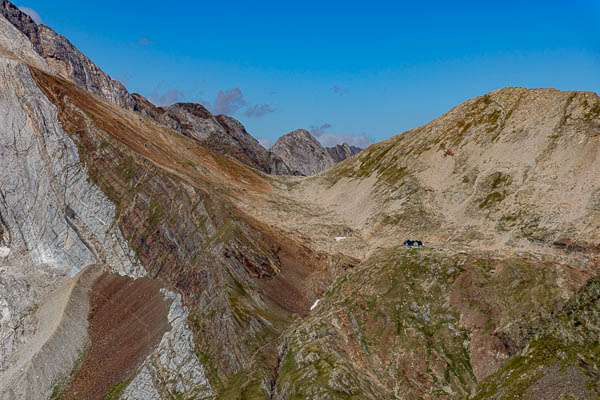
(216, 366, 269, 400)
(324, 137, 411, 187)
(50, 384, 64, 400)
(148, 199, 165, 226)
(118, 155, 138, 183)
(584, 102, 600, 120)
(102, 373, 137, 400)
(490, 172, 510, 189)
(276, 249, 481, 398)
(484, 109, 501, 128)
(479, 191, 506, 209)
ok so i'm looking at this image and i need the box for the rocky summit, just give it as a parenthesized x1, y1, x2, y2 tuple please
(0, 1, 598, 399)
(270, 129, 360, 176)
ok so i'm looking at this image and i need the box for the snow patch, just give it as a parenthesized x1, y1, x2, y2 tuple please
(310, 299, 320, 310)
(334, 236, 347, 242)
(0, 247, 9, 257)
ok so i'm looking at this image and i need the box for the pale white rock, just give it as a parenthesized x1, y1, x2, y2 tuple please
(0, 264, 101, 400)
(0, 253, 68, 372)
(0, 14, 49, 72)
(334, 237, 347, 242)
(0, 56, 143, 278)
(0, 247, 9, 257)
(121, 290, 214, 399)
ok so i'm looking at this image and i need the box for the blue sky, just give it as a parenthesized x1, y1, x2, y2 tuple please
(16, 1, 600, 148)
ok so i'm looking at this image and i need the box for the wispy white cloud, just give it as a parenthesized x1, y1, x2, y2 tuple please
(309, 123, 332, 136)
(213, 88, 246, 115)
(148, 85, 184, 106)
(18, 6, 42, 24)
(204, 88, 275, 118)
(310, 123, 371, 148)
(244, 103, 276, 118)
(316, 132, 372, 148)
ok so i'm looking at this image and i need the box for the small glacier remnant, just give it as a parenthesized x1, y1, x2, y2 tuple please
(310, 299, 320, 310)
(334, 237, 347, 242)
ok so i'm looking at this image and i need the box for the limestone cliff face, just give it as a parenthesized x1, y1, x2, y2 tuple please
(270, 129, 337, 176)
(0, 58, 141, 277)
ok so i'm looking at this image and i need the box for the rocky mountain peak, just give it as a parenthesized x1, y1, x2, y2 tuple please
(270, 129, 335, 176)
(270, 129, 362, 176)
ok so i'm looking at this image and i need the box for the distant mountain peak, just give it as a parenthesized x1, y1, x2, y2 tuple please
(270, 129, 362, 176)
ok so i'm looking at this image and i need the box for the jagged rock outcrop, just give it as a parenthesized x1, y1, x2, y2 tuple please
(326, 142, 361, 163)
(0, 0, 134, 109)
(0, 1, 41, 52)
(270, 129, 337, 176)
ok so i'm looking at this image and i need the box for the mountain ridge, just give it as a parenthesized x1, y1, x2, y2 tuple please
(0, 2, 598, 398)
(0, 1, 358, 177)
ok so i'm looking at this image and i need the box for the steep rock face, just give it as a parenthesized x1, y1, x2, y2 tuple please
(326, 142, 362, 163)
(270, 129, 337, 176)
(0, 57, 141, 277)
(0, 8, 49, 71)
(36, 25, 135, 109)
(0, 1, 41, 51)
